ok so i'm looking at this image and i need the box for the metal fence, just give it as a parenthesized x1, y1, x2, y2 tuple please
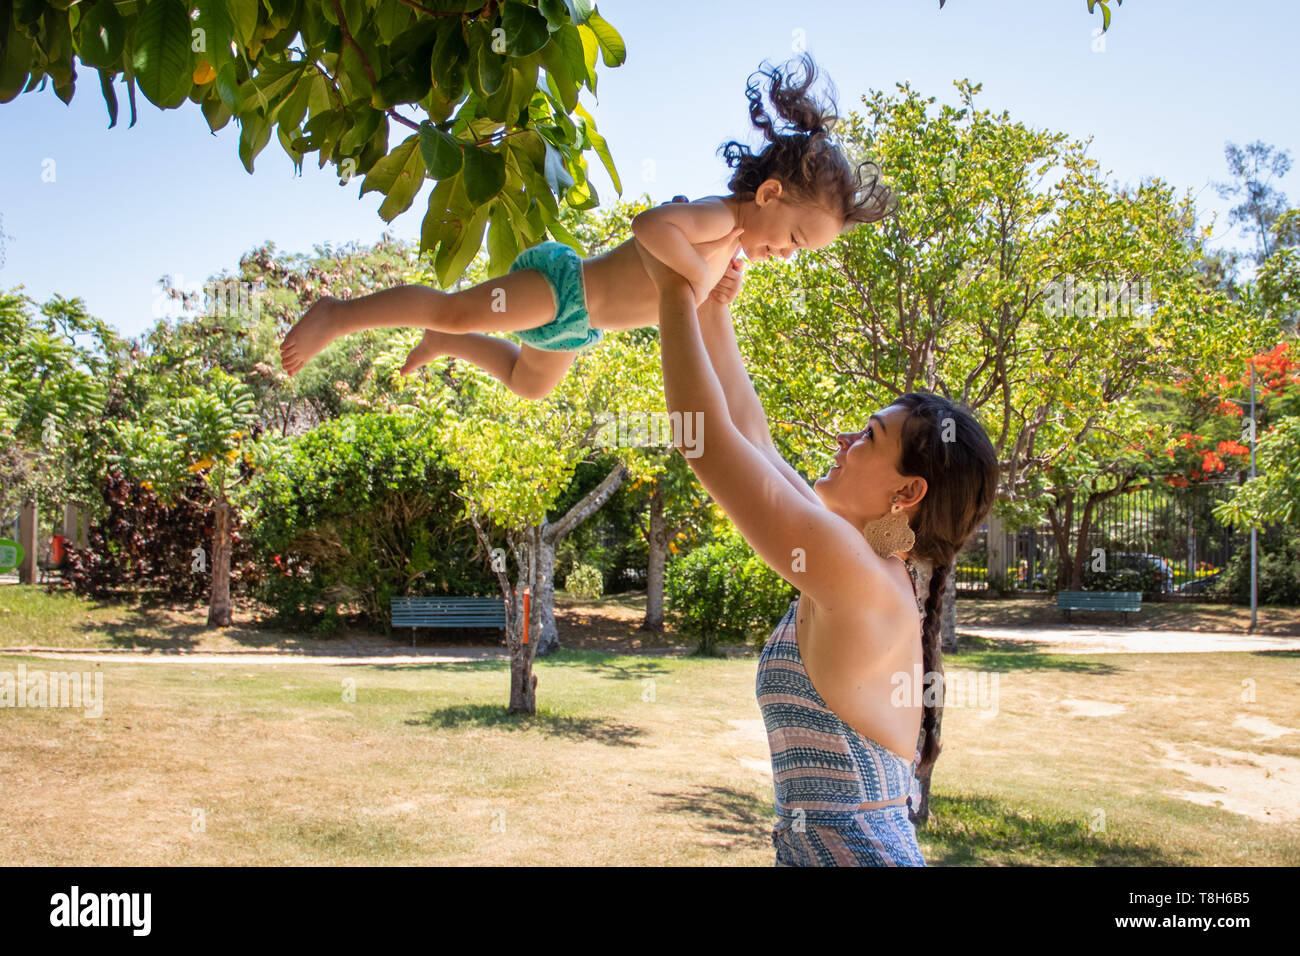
(955, 477, 1253, 597)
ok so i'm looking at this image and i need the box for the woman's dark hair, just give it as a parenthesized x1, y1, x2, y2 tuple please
(718, 52, 895, 229)
(891, 391, 1000, 777)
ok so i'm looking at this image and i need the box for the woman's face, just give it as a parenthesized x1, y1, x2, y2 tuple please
(815, 404, 927, 528)
(738, 179, 842, 261)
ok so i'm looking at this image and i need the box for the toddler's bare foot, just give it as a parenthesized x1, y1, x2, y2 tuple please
(281, 296, 345, 376)
(399, 329, 453, 376)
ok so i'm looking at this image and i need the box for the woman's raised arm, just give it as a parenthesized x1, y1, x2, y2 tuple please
(697, 270, 823, 508)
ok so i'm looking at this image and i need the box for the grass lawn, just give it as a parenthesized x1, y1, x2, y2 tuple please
(2, 588, 1298, 865)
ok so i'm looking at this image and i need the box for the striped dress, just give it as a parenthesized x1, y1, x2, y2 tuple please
(755, 559, 926, 866)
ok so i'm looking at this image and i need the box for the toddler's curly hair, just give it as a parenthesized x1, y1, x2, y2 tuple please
(719, 52, 896, 231)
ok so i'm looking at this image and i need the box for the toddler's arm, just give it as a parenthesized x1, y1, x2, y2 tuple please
(631, 198, 739, 300)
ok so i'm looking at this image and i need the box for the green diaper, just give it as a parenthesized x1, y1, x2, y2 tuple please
(509, 240, 603, 352)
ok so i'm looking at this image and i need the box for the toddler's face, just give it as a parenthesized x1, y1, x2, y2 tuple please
(741, 178, 842, 261)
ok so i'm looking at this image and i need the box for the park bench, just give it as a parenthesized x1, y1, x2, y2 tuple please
(1056, 590, 1142, 625)
(390, 596, 507, 647)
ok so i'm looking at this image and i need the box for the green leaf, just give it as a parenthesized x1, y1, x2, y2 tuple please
(0, 22, 35, 103)
(132, 0, 194, 109)
(584, 9, 625, 67)
(420, 174, 458, 258)
(573, 21, 599, 92)
(550, 23, 589, 91)
(419, 123, 464, 179)
(486, 201, 521, 274)
(545, 215, 584, 255)
(237, 58, 303, 116)
(501, 0, 551, 57)
(339, 104, 382, 152)
(431, 21, 469, 101)
(470, 21, 506, 97)
(542, 140, 574, 195)
(277, 70, 312, 130)
(436, 199, 492, 287)
(201, 91, 234, 133)
(563, 0, 594, 24)
(538, 0, 571, 30)
(97, 68, 118, 128)
(215, 60, 240, 109)
(125, 70, 138, 126)
(226, 0, 260, 48)
(263, 0, 297, 32)
(359, 134, 427, 222)
(191, 1, 235, 72)
(238, 111, 271, 172)
(480, 60, 516, 122)
(375, 2, 413, 44)
(538, 35, 577, 113)
(463, 143, 506, 204)
(77, 0, 126, 70)
(575, 101, 619, 194)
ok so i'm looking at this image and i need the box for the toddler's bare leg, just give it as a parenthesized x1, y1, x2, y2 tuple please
(281, 270, 559, 376)
(401, 332, 577, 401)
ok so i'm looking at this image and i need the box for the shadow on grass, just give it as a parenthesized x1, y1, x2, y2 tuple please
(64, 599, 300, 652)
(365, 650, 674, 677)
(918, 791, 1181, 866)
(403, 703, 647, 746)
(653, 785, 772, 849)
(535, 649, 675, 679)
(950, 637, 1123, 675)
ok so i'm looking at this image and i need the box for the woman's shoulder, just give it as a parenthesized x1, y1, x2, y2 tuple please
(802, 566, 921, 664)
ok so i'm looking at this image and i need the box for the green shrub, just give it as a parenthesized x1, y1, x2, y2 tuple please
(246, 413, 500, 630)
(666, 527, 797, 655)
(1213, 527, 1300, 605)
(564, 562, 604, 600)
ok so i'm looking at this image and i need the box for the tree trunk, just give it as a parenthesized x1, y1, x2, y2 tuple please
(531, 464, 628, 657)
(531, 531, 559, 653)
(1070, 500, 1097, 590)
(507, 563, 538, 713)
(471, 464, 630, 708)
(208, 498, 232, 627)
(1045, 497, 1074, 591)
(939, 561, 957, 653)
(640, 483, 668, 632)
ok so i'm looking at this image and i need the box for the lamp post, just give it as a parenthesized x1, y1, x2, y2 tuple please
(1248, 359, 1257, 633)
(1203, 357, 1258, 632)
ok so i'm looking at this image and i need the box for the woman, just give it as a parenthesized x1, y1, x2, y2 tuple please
(641, 212, 999, 866)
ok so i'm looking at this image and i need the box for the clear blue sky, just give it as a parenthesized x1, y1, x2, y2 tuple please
(0, 0, 1295, 341)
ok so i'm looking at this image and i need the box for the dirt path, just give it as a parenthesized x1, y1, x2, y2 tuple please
(959, 624, 1300, 654)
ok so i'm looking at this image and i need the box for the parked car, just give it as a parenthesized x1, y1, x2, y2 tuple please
(1178, 570, 1222, 595)
(1079, 551, 1176, 594)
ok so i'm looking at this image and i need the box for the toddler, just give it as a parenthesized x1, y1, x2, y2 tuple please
(280, 53, 894, 399)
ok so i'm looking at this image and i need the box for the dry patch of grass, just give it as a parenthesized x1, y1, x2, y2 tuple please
(2, 641, 1298, 865)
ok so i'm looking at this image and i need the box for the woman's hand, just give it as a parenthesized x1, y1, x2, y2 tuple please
(634, 236, 691, 293)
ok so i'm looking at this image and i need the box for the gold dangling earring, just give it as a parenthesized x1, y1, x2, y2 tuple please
(862, 494, 916, 559)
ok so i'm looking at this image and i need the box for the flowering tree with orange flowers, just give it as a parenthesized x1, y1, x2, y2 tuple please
(1159, 343, 1295, 476)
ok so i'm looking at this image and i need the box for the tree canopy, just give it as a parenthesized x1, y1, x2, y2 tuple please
(1, 1, 627, 285)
